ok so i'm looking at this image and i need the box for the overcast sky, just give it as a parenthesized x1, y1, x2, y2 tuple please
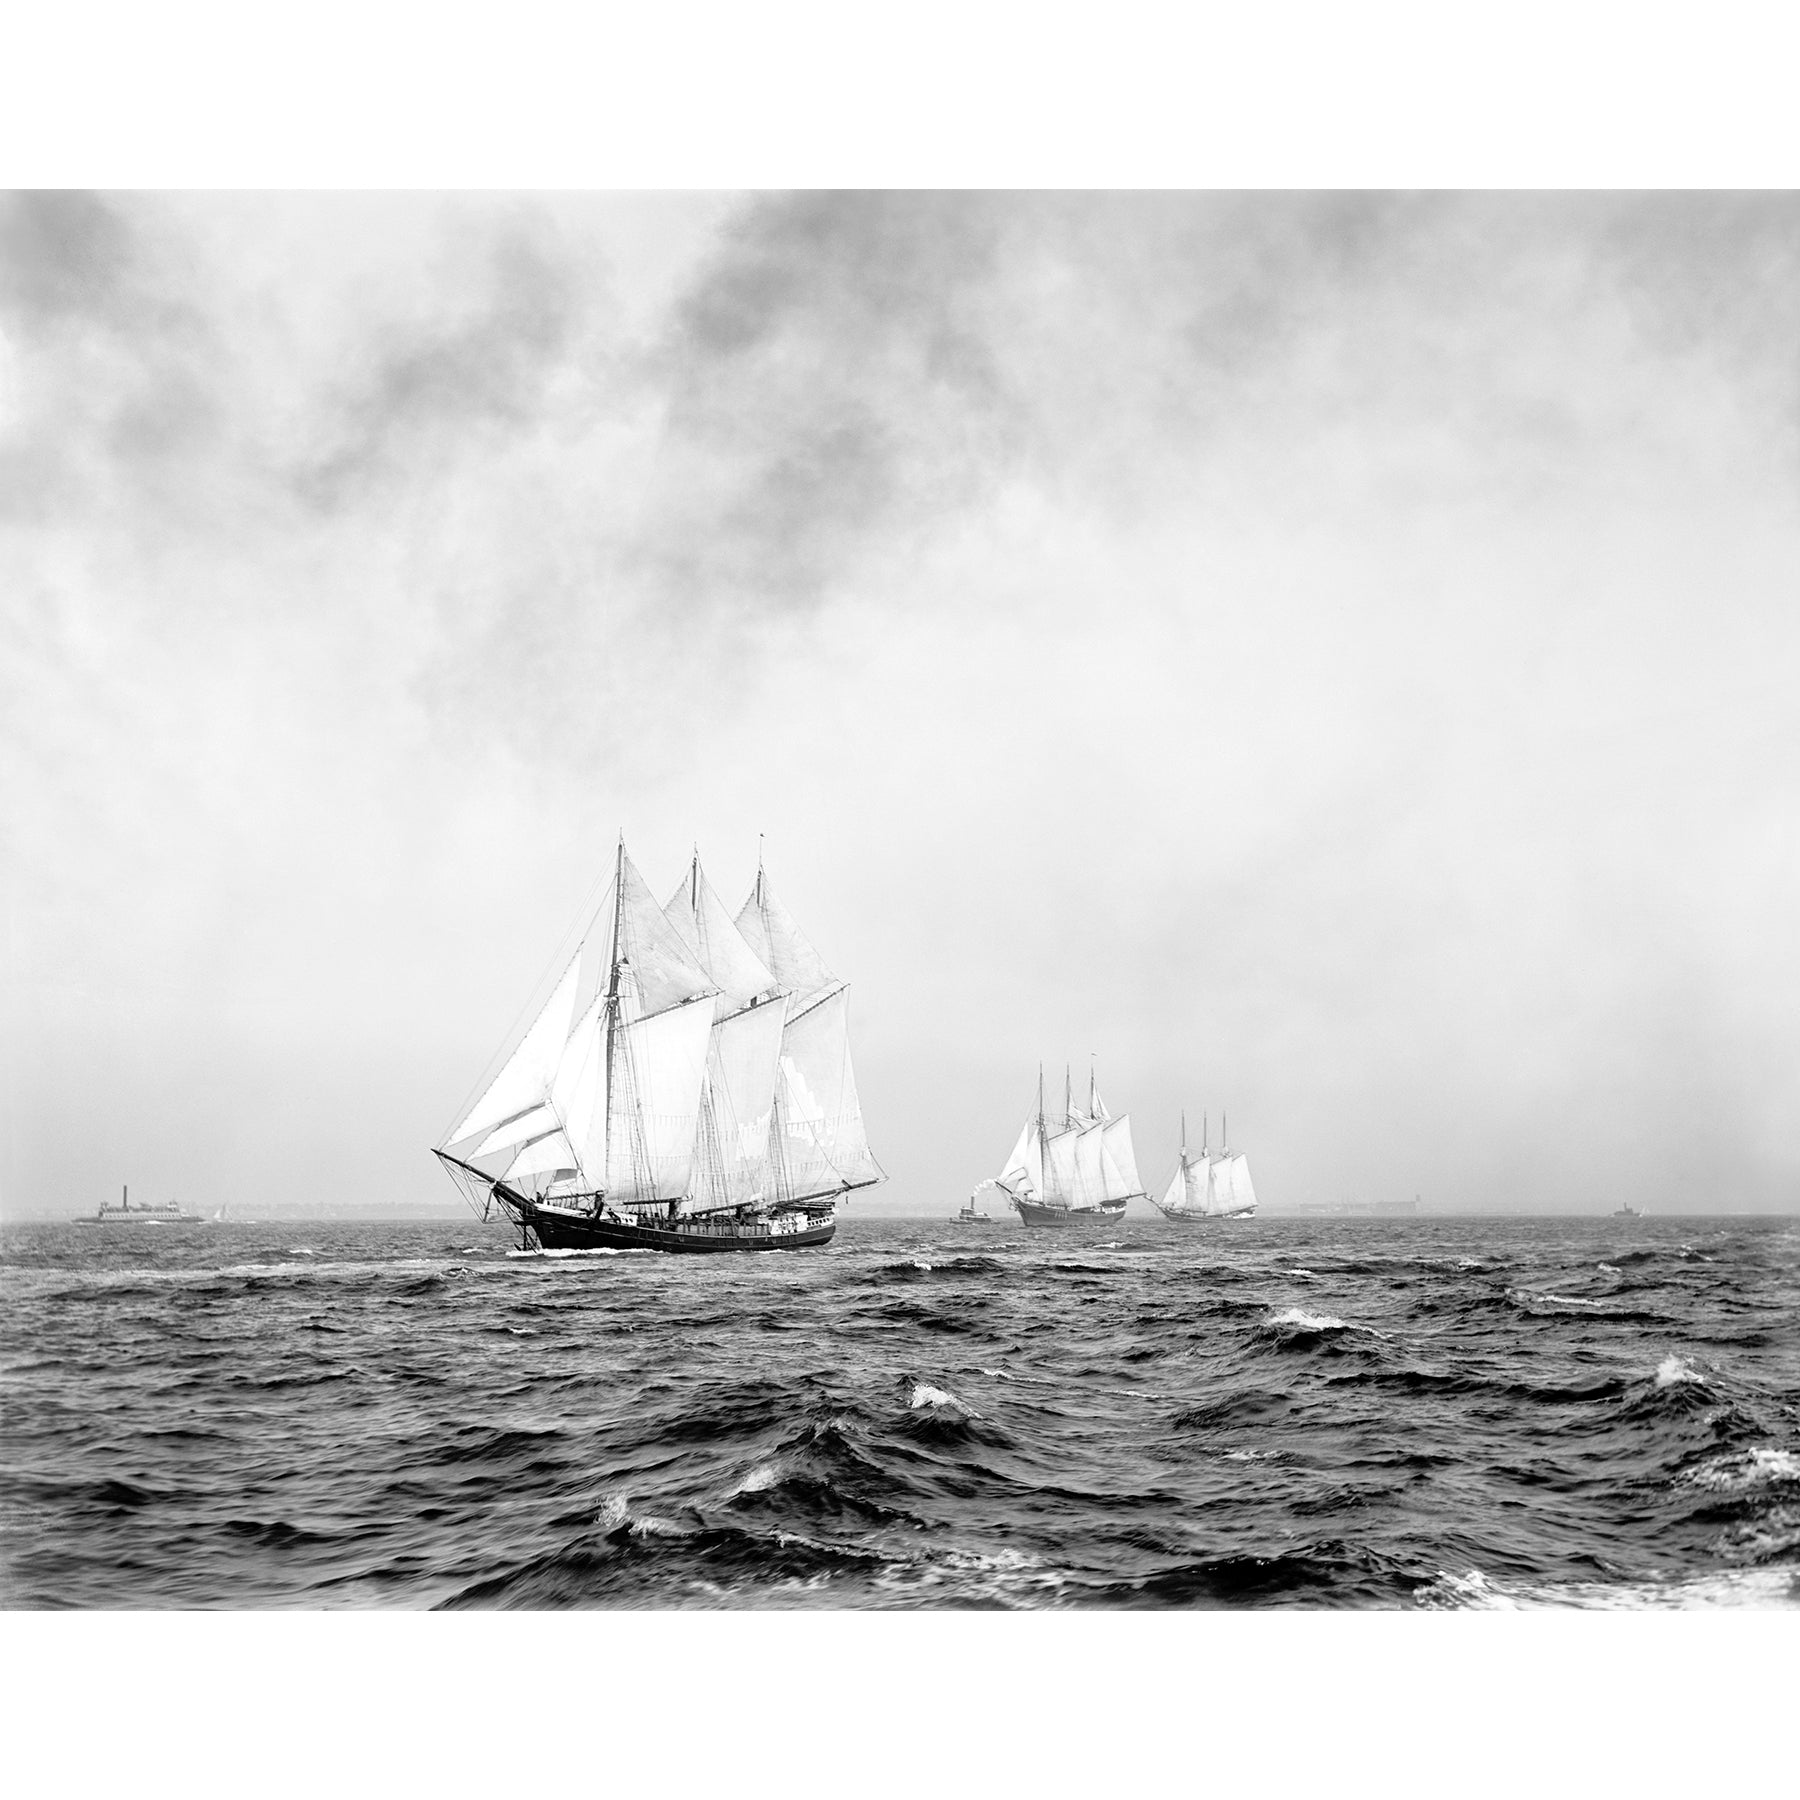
(3, 191, 1797, 1217)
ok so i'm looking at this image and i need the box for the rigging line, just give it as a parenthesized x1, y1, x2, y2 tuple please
(436, 853, 618, 1148)
(781, 978, 849, 1029)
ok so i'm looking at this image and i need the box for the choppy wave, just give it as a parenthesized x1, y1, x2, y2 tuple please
(3, 1211, 1796, 1608)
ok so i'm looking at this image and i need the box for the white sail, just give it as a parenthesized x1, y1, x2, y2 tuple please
(664, 860, 780, 1011)
(605, 994, 716, 1204)
(689, 998, 787, 1211)
(447, 955, 582, 1149)
(553, 994, 609, 1190)
(996, 1117, 1043, 1199)
(1100, 1116, 1143, 1199)
(1038, 1122, 1107, 1210)
(1159, 1154, 1196, 1215)
(1162, 1154, 1204, 1216)
(1225, 1154, 1258, 1215)
(1039, 1126, 1082, 1207)
(735, 867, 836, 1008)
(472, 1102, 560, 1160)
(611, 860, 721, 1022)
(1075, 1122, 1111, 1207)
(662, 855, 786, 1213)
(1211, 1155, 1252, 1215)
(772, 984, 880, 1201)
(504, 1130, 581, 1184)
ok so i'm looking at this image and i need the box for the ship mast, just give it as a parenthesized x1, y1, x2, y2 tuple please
(1037, 1064, 1047, 1175)
(599, 834, 625, 1212)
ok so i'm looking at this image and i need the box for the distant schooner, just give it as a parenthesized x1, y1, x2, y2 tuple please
(975, 1066, 1147, 1226)
(434, 841, 882, 1252)
(1147, 1112, 1258, 1221)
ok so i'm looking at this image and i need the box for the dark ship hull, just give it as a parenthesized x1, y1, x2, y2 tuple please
(1011, 1195, 1127, 1228)
(521, 1200, 836, 1254)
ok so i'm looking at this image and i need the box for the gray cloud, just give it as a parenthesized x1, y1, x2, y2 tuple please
(290, 212, 604, 515)
(0, 191, 222, 521)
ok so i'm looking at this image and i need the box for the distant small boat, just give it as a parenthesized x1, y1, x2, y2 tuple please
(954, 1198, 992, 1223)
(1613, 1204, 1643, 1218)
(80, 1185, 201, 1226)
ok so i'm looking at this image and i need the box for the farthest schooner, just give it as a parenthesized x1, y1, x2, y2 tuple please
(433, 840, 882, 1252)
(1148, 1113, 1258, 1221)
(974, 1066, 1147, 1227)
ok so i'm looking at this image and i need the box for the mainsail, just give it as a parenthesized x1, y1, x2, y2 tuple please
(736, 864, 881, 1205)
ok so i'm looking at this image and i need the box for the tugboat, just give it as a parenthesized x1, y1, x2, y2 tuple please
(80, 1186, 202, 1226)
(1612, 1203, 1643, 1218)
(434, 839, 882, 1253)
(954, 1196, 992, 1223)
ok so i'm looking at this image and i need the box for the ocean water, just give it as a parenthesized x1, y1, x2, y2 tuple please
(2, 1212, 1797, 1610)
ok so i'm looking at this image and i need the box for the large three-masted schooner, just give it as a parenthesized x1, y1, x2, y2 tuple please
(1146, 1112, 1258, 1222)
(976, 1067, 1148, 1227)
(434, 841, 881, 1252)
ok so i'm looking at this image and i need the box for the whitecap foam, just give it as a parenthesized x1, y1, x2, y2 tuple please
(733, 1463, 780, 1496)
(1596, 1263, 1620, 1275)
(910, 1382, 979, 1417)
(1418, 1565, 1800, 1611)
(628, 1514, 688, 1538)
(977, 1367, 1016, 1381)
(1266, 1306, 1348, 1331)
(1511, 1288, 1605, 1309)
(1282, 1268, 1318, 1280)
(508, 1246, 653, 1259)
(1682, 1447, 1800, 1493)
(1655, 1354, 1705, 1388)
(595, 1492, 628, 1529)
